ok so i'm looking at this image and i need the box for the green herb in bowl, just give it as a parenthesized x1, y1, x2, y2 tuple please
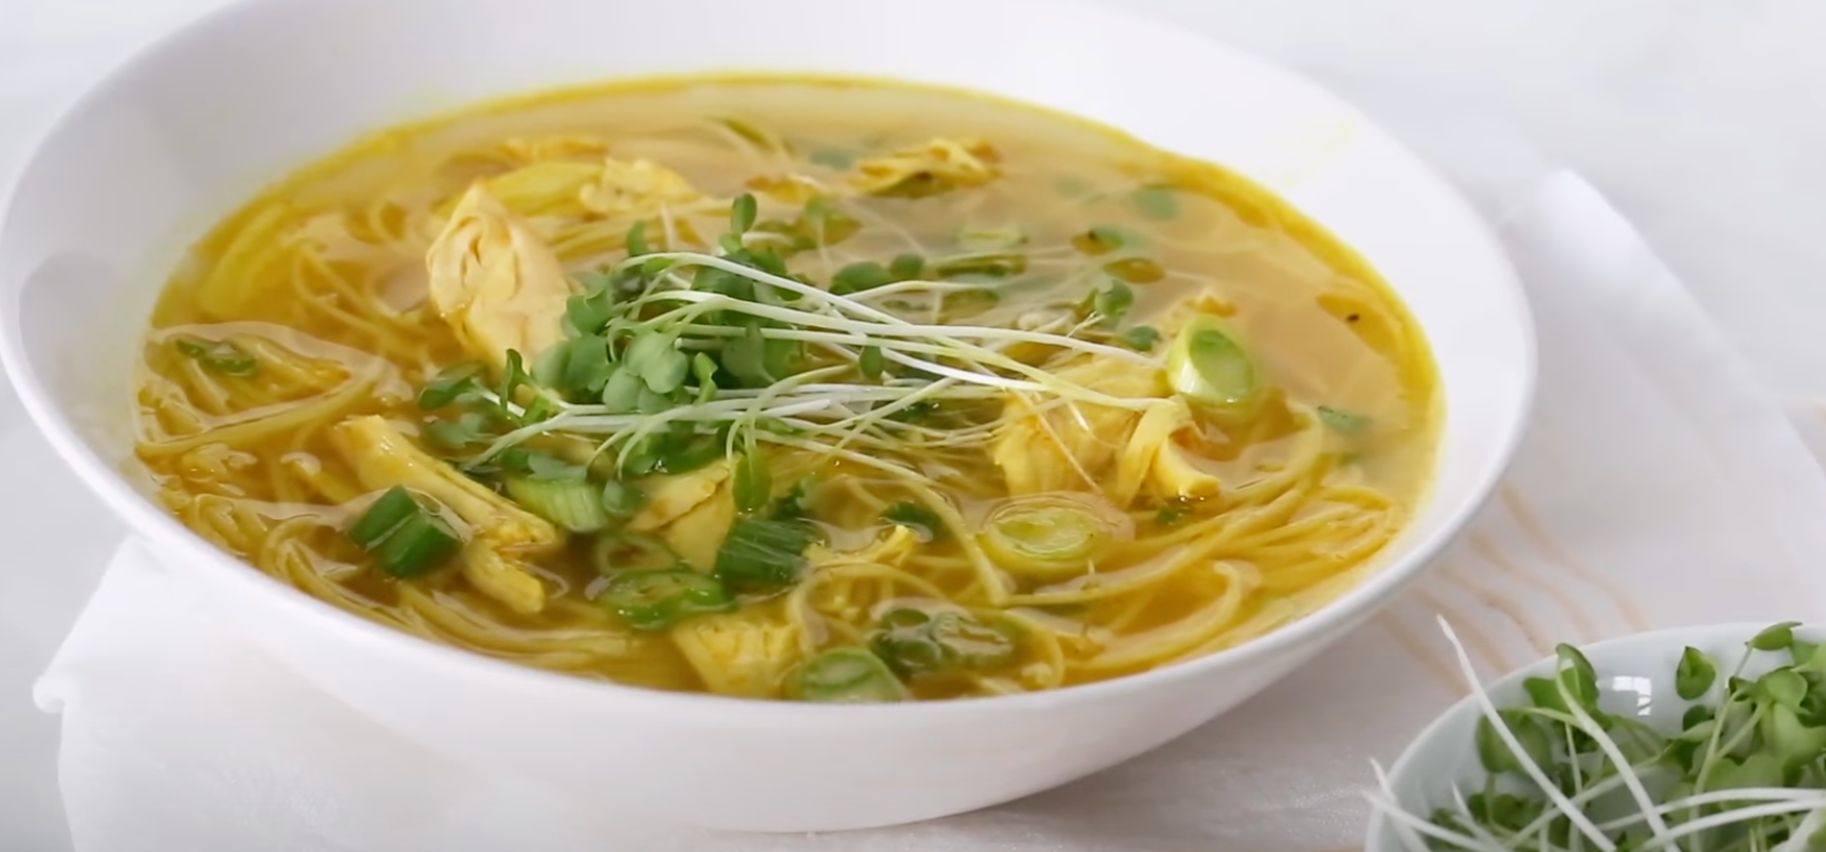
(1369, 620, 1826, 851)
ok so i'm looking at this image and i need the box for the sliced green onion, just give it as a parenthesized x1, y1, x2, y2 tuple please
(881, 501, 942, 541)
(174, 337, 259, 377)
(598, 569, 734, 631)
(978, 492, 1131, 580)
(1166, 315, 1262, 414)
(713, 517, 815, 593)
(870, 608, 1016, 678)
(372, 512, 461, 578)
(600, 480, 647, 519)
(348, 487, 420, 549)
(348, 487, 462, 578)
(787, 647, 907, 703)
(505, 476, 608, 533)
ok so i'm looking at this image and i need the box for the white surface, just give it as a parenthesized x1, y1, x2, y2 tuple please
(1368, 621, 1816, 850)
(0, 0, 1533, 834)
(37, 170, 1826, 851)
(4, 0, 1826, 849)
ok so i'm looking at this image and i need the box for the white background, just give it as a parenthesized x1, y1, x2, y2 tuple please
(3, 1, 1825, 848)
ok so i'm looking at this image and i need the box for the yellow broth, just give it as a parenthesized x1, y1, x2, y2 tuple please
(135, 77, 1438, 700)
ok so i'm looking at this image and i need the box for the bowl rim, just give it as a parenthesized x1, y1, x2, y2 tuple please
(1364, 621, 1801, 846)
(0, 0, 1538, 719)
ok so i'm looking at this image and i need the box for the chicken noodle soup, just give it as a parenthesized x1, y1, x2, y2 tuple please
(136, 77, 1438, 701)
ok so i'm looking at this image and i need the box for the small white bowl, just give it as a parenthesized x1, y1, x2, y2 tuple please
(0, 0, 1533, 832)
(1367, 623, 1812, 850)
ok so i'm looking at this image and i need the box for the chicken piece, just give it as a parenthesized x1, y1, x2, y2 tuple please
(661, 486, 736, 571)
(671, 607, 801, 698)
(1110, 399, 1222, 506)
(480, 161, 611, 218)
(991, 356, 1169, 495)
(427, 185, 572, 372)
(626, 462, 731, 533)
(808, 525, 918, 569)
(849, 138, 1000, 198)
(331, 415, 558, 614)
(578, 157, 702, 219)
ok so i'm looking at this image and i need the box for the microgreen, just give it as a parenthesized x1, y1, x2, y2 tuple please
(625, 220, 652, 257)
(1082, 277, 1134, 327)
(418, 363, 486, 410)
(1118, 325, 1161, 353)
(1678, 646, 1717, 700)
(729, 192, 758, 235)
(1371, 621, 1826, 851)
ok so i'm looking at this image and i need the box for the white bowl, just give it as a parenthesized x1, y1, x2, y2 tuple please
(0, 0, 1534, 832)
(1367, 623, 1806, 850)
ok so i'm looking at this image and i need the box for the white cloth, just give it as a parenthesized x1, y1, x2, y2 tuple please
(35, 170, 1826, 851)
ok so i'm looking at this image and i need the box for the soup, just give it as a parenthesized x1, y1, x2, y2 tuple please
(135, 77, 1438, 701)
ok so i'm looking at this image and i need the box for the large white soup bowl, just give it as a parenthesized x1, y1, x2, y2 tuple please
(0, 0, 1533, 831)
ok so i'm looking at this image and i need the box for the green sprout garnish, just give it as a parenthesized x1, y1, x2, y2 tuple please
(1371, 620, 1826, 851)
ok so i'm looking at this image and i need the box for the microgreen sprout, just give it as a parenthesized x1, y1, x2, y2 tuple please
(1369, 620, 1826, 851)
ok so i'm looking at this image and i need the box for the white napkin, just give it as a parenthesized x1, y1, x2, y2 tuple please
(35, 170, 1826, 852)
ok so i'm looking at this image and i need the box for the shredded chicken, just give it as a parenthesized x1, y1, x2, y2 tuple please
(331, 415, 557, 614)
(578, 158, 702, 219)
(991, 356, 1169, 497)
(671, 607, 800, 698)
(661, 487, 736, 571)
(426, 185, 572, 371)
(626, 462, 731, 533)
(1110, 399, 1222, 505)
(849, 137, 1000, 197)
